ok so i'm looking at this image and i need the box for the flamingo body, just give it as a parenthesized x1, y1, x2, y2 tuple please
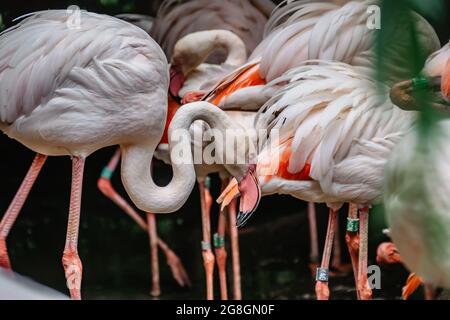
(385, 121, 450, 288)
(0, 11, 168, 158)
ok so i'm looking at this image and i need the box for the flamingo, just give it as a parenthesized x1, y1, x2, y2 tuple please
(99, 0, 274, 300)
(0, 269, 69, 300)
(151, 0, 275, 64)
(218, 61, 421, 300)
(115, 14, 154, 34)
(0, 9, 191, 298)
(0, 10, 258, 299)
(97, 28, 249, 300)
(385, 42, 450, 300)
(182, 0, 439, 295)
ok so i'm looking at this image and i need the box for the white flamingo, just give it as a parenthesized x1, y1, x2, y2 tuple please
(385, 42, 450, 299)
(102, 0, 274, 300)
(218, 61, 418, 300)
(184, 0, 439, 294)
(100, 24, 254, 302)
(0, 10, 258, 300)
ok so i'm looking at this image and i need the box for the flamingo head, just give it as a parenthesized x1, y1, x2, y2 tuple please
(217, 164, 261, 228)
(376, 242, 402, 266)
(391, 59, 450, 112)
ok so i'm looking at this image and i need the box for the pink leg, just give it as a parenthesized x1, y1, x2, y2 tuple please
(98, 148, 190, 289)
(315, 209, 338, 300)
(62, 157, 85, 300)
(228, 199, 242, 300)
(424, 284, 436, 300)
(0, 153, 47, 270)
(157, 238, 191, 288)
(331, 211, 352, 275)
(345, 203, 360, 299)
(307, 202, 319, 277)
(199, 179, 215, 300)
(357, 207, 372, 300)
(215, 180, 229, 300)
(147, 214, 160, 297)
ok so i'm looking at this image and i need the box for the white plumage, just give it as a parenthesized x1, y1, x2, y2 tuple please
(385, 121, 450, 289)
(151, 0, 275, 62)
(0, 10, 169, 158)
(255, 61, 416, 209)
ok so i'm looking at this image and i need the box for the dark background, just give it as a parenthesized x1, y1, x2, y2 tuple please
(0, 0, 448, 300)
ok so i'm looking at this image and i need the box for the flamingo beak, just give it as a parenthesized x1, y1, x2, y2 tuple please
(217, 164, 261, 228)
(390, 76, 448, 111)
(169, 66, 185, 99)
(402, 273, 423, 300)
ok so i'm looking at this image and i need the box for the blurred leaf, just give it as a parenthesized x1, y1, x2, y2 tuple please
(100, 0, 120, 7)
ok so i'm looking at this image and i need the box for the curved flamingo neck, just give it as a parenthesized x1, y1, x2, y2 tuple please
(173, 30, 247, 76)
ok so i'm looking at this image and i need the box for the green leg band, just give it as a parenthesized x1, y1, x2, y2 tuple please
(101, 167, 114, 180)
(213, 233, 225, 248)
(347, 218, 359, 232)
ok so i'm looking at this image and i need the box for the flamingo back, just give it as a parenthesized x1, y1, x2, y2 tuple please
(255, 61, 416, 205)
(151, 0, 275, 61)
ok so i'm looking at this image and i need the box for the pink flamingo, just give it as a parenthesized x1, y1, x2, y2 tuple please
(385, 41, 450, 300)
(0, 10, 258, 299)
(185, 0, 440, 294)
(97, 0, 275, 300)
(218, 61, 420, 300)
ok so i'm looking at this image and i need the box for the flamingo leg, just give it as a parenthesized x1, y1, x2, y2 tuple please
(215, 210, 228, 300)
(424, 284, 437, 300)
(331, 214, 341, 268)
(147, 213, 161, 297)
(0, 153, 47, 270)
(199, 178, 215, 300)
(97, 148, 190, 289)
(331, 211, 352, 275)
(228, 198, 242, 300)
(214, 178, 229, 300)
(345, 203, 360, 299)
(307, 202, 320, 277)
(315, 209, 338, 300)
(62, 157, 85, 300)
(157, 238, 191, 288)
(357, 207, 372, 300)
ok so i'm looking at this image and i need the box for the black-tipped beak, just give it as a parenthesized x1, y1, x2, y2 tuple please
(235, 165, 261, 228)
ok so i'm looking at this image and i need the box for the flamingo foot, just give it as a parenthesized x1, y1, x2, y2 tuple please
(357, 276, 373, 300)
(202, 249, 215, 300)
(62, 251, 83, 300)
(315, 281, 330, 300)
(150, 286, 161, 298)
(0, 239, 12, 270)
(165, 249, 192, 288)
